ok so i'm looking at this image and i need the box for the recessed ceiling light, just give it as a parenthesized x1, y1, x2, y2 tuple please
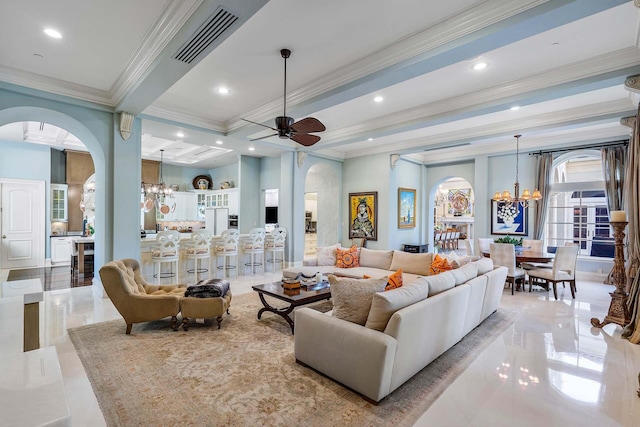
(215, 140, 223, 145)
(472, 62, 487, 71)
(44, 28, 62, 39)
(248, 146, 255, 151)
(217, 87, 230, 95)
(510, 106, 520, 111)
(367, 138, 374, 141)
(176, 132, 184, 138)
(374, 96, 384, 103)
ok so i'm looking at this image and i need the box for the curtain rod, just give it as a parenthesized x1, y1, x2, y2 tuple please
(528, 139, 629, 156)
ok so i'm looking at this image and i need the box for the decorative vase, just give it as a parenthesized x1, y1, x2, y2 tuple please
(504, 219, 514, 227)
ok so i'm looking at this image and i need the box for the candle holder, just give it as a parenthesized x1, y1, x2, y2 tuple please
(591, 221, 631, 329)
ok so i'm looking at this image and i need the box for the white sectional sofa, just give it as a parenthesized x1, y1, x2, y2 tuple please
(293, 254, 508, 403)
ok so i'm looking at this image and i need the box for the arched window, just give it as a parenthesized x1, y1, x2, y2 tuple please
(545, 150, 613, 258)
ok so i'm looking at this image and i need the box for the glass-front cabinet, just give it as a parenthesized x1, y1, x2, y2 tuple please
(51, 184, 68, 222)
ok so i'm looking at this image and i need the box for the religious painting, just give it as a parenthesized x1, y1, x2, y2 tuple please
(491, 200, 528, 236)
(349, 192, 378, 241)
(398, 188, 416, 228)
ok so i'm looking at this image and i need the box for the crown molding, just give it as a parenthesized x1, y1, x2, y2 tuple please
(339, 99, 632, 159)
(229, 0, 548, 130)
(316, 48, 640, 147)
(110, 0, 203, 105)
(0, 65, 113, 106)
(142, 105, 227, 133)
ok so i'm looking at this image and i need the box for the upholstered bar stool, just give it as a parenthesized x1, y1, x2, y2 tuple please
(184, 230, 213, 282)
(151, 230, 181, 284)
(265, 228, 286, 271)
(242, 228, 265, 275)
(214, 229, 239, 278)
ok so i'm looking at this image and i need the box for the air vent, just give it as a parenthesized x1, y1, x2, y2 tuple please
(173, 7, 238, 64)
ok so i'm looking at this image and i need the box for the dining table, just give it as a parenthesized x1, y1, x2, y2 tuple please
(481, 250, 555, 266)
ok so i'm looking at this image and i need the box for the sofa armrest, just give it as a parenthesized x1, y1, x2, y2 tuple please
(294, 308, 397, 402)
(302, 258, 318, 266)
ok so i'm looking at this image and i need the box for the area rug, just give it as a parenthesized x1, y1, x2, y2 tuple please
(68, 292, 519, 427)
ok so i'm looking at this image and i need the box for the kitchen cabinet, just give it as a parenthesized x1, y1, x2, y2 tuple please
(194, 189, 238, 220)
(51, 236, 72, 265)
(157, 192, 197, 221)
(51, 184, 68, 222)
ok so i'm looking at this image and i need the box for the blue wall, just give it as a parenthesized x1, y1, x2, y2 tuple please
(238, 155, 261, 233)
(162, 164, 212, 191)
(208, 162, 239, 189)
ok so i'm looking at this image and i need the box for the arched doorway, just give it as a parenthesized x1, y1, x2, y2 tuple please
(304, 163, 339, 258)
(430, 177, 475, 253)
(0, 107, 107, 273)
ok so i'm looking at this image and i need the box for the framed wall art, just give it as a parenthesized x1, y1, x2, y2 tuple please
(398, 188, 416, 228)
(349, 192, 378, 240)
(491, 200, 528, 236)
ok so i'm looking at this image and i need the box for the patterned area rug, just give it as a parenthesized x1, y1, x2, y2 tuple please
(68, 292, 519, 427)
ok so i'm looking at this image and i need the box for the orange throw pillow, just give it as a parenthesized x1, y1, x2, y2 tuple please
(385, 269, 403, 291)
(336, 246, 360, 268)
(430, 254, 452, 275)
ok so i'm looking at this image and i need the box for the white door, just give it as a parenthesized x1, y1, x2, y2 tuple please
(0, 179, 45, 269)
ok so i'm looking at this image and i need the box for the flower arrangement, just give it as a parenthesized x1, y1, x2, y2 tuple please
(497, 205, 518, 224)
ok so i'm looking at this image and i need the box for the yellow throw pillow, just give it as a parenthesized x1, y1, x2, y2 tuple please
(385, 269, 403, 291)
(430, 254, 453, 275)
(336, 246, 360, 268)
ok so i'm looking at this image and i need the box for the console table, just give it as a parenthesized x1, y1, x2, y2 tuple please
(403, 243, 429, 253)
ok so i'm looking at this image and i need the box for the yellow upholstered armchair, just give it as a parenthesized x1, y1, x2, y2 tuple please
(99, 258, 187, 334)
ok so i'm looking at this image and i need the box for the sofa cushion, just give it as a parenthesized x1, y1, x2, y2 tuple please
(451, 255, 480, 269)
(389, 251, 433, 276)
(359, 248, 394, 270)
(472, 257, 494, 275)
(365, 283, 428, 331)
(430, 254, 453, 275)
(336, 246, 360, 268)
(328, 275, 387, 325)
(414, 271, 455, 297)
(450, 262, 479, 286)
(385, 269, 403, 291)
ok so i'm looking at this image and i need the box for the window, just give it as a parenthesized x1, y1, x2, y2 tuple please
(544, 154, 613, 258)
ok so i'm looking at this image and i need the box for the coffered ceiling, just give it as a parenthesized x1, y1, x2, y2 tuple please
(0, 0, 638, 168)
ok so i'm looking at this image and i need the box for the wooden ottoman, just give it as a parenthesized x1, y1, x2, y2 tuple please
(180, 291, 232, 331)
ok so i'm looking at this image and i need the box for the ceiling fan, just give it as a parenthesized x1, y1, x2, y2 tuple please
(242, 49, 326, 147)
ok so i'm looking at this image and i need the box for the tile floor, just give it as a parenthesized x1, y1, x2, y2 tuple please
(1, 267, 640, 426)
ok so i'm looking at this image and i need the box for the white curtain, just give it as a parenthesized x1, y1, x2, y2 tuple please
(622, 104, 640, 344)
(533, 153, 553, 240)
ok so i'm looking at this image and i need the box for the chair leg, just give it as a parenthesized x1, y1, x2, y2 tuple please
(552, 281, 558, 300)
(126, 323, 132, 334)
(569, 280, 576, 299)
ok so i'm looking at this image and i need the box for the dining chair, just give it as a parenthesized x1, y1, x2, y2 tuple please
(463, 239, 474, 256)
(214, 229, 239, 278)
(477, 238, 493, 254)
(490, 243, 525, 295)
(151, 230, 181, 284)
(520, 239, 549, 271)
(265, 227, 287, 271)
(243, 228, 266, 275)
(184, 229, 213, 282)
(527, 245, 579, 299)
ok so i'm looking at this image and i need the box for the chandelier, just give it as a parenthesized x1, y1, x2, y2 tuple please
(492, 134, 542, 212)
(141, 149, 174, 203)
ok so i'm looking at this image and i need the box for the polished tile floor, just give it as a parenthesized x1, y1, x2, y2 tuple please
(1, 267, 639, 426)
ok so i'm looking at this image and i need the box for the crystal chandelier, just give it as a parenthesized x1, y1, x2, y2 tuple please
(141, 149, 174, 203)
(492, 134, 542, 212)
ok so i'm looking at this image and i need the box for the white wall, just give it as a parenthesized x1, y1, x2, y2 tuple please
(389, 158, 423, 250)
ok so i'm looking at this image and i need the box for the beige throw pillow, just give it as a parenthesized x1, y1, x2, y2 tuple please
(328, 275, 387, 325)
(365, 283, 428, 331)
(450, 262, 479, 286)
(421, 271, 455, 297)
(359, 248, 394, 270)
(472, 257, 494, 275)
(317, 243, 340, 266)
(389, 251, 433, 276)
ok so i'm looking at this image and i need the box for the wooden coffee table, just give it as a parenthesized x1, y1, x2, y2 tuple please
(252, 282, 331, 334)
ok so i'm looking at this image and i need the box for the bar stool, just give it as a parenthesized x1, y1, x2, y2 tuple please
(242, 228, 265, 275)
(214, 229, 239, 278)
(151, 230, 180, 284)
(265, 228, 286, 271)
(184, 229, 213, 282)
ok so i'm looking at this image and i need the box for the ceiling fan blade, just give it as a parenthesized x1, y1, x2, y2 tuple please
(290, 133, 320, 147)
(250, 133, 279, 142)
(241, 118, 277, 131)
(290, 117, 326, 134)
